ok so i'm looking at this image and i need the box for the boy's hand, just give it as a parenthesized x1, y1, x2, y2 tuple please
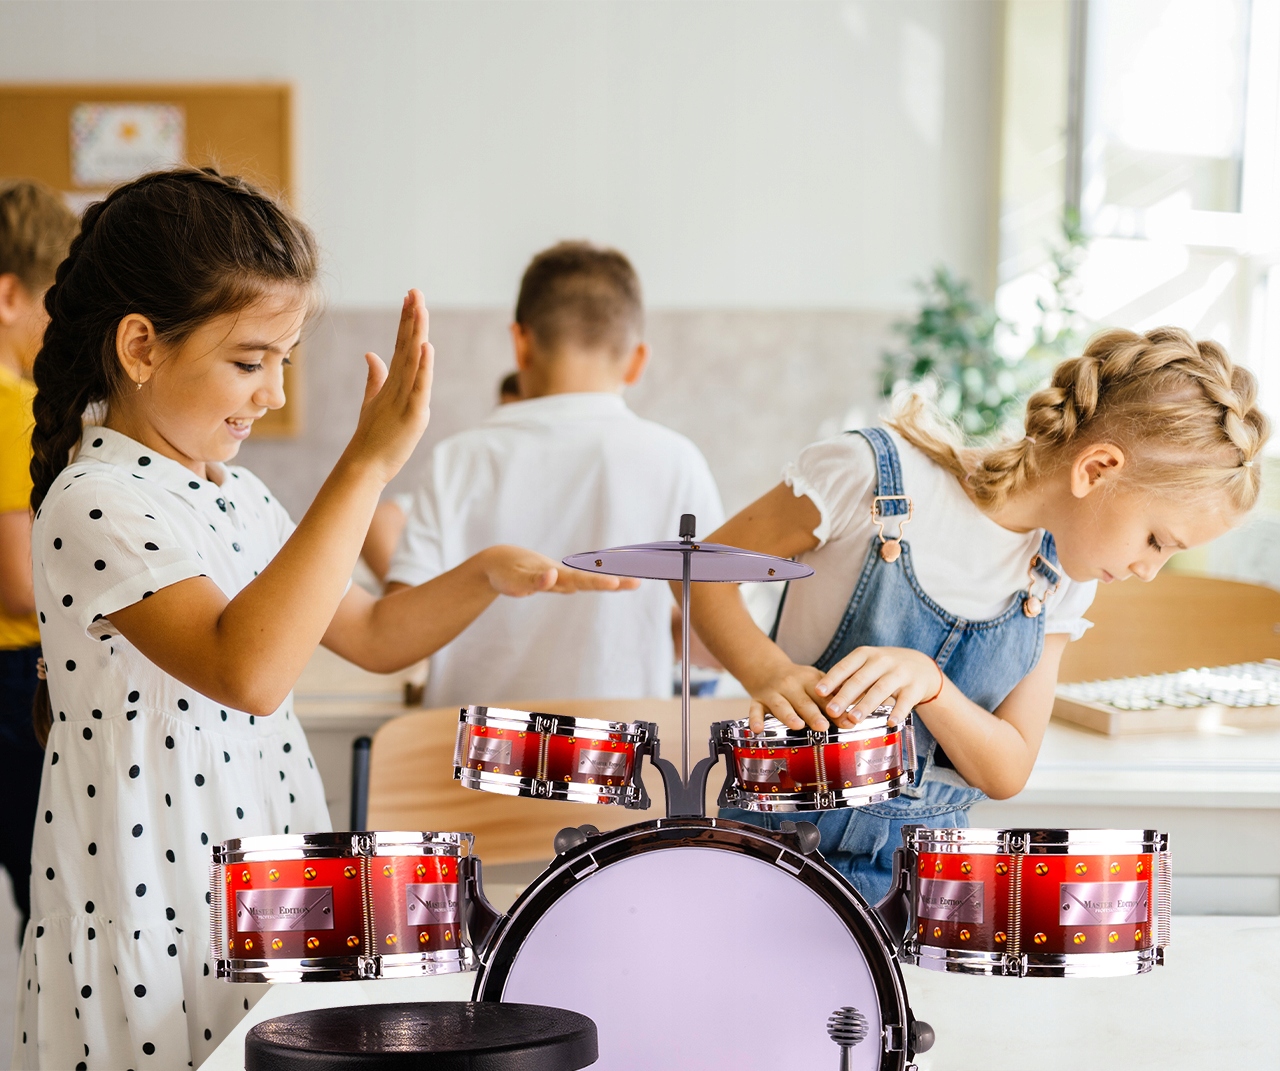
(815, 645, 940, 725)
(343, 290, 434, 484)
(481, 546, 641, 598)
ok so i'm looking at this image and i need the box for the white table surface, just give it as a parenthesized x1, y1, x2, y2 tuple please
(1016, 721, 1280, 808)
(203, 915, 1279, 1070)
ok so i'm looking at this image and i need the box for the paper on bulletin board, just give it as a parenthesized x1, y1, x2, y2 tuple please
(70, 103, 185, 187)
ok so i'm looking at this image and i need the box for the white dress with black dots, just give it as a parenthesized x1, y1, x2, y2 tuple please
(12, 427, 330, 1070)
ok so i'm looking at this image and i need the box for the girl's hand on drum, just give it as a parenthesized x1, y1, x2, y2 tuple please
(480, 546, 641, 598)
(745, 661, 832, 733)
(343, 290, 435, 485)
(814, 646, 942, 724)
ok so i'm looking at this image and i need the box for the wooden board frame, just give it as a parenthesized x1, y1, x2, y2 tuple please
(0, 82, 302, 437)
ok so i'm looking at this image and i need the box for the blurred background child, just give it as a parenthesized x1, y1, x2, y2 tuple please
(361, 368, 522, 584)
(385, 240, 724, 707)
(0, 180, 76, 936)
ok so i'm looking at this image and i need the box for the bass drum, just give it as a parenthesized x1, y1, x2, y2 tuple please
(473, 818, 929, 1070)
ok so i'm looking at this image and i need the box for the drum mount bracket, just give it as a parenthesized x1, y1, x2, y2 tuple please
(873, 826, 921, 956)
(649, 731, 721, 818)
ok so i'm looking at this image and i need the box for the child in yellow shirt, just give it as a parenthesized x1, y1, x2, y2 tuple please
(0, 180, 77, 932)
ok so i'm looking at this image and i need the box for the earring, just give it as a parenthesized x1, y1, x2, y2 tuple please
(136, 379, 142, 391)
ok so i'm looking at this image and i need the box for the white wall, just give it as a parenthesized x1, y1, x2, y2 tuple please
(0, 0, 1000, 309)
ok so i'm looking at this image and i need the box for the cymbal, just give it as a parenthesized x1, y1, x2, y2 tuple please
(562, 541, 814, 583)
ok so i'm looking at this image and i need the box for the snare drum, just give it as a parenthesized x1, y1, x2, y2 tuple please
(901, 827, 1171, 978)
(716, 708, 914, 811)
(455, 706, 654, 807)
(211, 831, 485, 982)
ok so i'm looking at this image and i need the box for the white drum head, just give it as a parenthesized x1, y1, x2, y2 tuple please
(480, 824, 905, 1070)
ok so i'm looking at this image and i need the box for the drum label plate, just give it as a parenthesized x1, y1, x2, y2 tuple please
(854, 743, 897, 777)
(406, 882, 460, 926)
(739, 756, 788, 783)
(236, 888, 335, 931)
(917, 878, 984, 923)
(1059, 881, 1148, 925)
(577, 750, 629, 777)
(469, 736, 513, 765)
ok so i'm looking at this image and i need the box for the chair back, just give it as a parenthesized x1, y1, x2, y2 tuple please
(1058, 572, 1280, 682)
(366, 697, 750, 866)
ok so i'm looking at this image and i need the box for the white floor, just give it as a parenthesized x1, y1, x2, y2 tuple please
(0, 871, 21, 1070)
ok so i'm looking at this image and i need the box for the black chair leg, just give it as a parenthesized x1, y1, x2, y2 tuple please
(350, 736, 372, 831)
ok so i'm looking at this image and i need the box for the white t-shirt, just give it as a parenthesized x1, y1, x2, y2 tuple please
(16, 427, 329, 1070)
(386, 393, 724, 707)
(774, 430, 1096, 666)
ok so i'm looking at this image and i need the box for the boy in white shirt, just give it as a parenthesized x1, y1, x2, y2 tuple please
(386, 241, 723, 707)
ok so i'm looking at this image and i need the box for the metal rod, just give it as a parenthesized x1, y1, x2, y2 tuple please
(681, 549, 691, 784)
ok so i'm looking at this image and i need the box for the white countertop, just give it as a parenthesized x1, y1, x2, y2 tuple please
(202, 915, 1279, 1070)
(1012, 721, 1280, 808)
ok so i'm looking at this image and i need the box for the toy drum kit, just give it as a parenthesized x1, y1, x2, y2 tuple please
(209, 516, 1173, 1069)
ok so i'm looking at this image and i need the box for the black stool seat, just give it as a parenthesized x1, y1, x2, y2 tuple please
(245, 1001, 598, 1070)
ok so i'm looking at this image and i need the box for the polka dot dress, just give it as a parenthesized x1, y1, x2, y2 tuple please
(13, 427, 330, 1070)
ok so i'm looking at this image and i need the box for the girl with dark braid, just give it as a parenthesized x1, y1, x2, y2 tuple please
(690, 327, 1269, 903)
(14, 168, 634, 1069)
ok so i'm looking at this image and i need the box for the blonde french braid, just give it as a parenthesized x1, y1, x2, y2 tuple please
(890, 327, 1269, 513)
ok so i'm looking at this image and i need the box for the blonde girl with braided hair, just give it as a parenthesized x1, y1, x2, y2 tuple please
(15, 168, 635, 1070)
(692, 326, 1268, 903)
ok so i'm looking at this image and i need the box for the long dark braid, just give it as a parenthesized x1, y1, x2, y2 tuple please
(28, 168, 319, 745)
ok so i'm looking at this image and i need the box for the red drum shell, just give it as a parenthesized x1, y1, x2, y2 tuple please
(904, 828, 1170, 978)
(223, 853, 365, 964)
(454, 707, 650, 807)
(212, 832, 477, 982)
(370, 851, 469, 977)
(719, 710, 911, 811)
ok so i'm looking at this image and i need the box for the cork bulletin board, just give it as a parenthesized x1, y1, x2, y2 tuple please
(0, 83, 302, 437)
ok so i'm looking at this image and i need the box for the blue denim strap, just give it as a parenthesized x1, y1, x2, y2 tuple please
(850, 427, 908, 507)
(1030, 530, 1061, 586)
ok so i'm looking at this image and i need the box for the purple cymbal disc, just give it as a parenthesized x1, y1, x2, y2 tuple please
(563, 541, 814, 583)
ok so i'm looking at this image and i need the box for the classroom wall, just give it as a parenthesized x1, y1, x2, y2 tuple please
(0, 0, 1001, 513)
(0, 0, 1000, 309)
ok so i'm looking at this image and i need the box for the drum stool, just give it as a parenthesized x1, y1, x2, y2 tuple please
(245, 1001, 598, 1070)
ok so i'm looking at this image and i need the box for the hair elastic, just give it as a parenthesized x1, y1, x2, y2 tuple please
(1242, 460, 1254, 468)
(918, 658, 945, 705)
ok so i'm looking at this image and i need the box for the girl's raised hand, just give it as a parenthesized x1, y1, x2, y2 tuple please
(480, 546, 641, 598)
(814, 645, 942, 726)
(344, 290, 434, 484)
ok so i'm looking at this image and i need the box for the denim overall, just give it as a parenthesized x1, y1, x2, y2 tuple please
(722, 428, 1061, 905)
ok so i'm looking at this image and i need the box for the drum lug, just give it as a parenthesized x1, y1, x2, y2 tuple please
(883, 1023, 905, 1052)
(778, 820, 820, 855)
